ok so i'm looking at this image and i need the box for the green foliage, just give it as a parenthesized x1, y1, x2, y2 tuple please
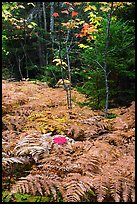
(78, 14, 135, 108)
(75, 101, 91, 108)
(2, 191, 11, 202)
(2, 68, 11, 79)
(106, 113, 117, 119)
(38, 65, 63, 87)
(76, 66, 106, 109)
(2, 191, 52, 202)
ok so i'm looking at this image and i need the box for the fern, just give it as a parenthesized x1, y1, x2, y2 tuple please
(10, 173, 95, 202)
(62, 173, 94, 202)
(13, 133, 53, 162)
(10, 173, 63, 201)
(2, 156, 31, 168)
(39, 141, 100, 177)
(92, 160, 135, 202)
(3, 80, 135, 202)
(75, 152, 100, 176)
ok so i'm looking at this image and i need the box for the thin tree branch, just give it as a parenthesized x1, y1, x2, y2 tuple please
(94, 60, 104, 70)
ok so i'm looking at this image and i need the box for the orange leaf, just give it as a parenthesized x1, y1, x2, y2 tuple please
(72, 11, 78, 17)
(88, 27, 94, 33)
(62, 22, 70, 28)
(63, 2, 71, 5)
(73, 2, 82, 6)
(83, 23, 90, 30)
(53, 12, 59, 17)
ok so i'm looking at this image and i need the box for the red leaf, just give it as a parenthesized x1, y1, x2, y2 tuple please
(53, 12, 59, 18)
(61, 10, 69, 15)
(72, 11, 78, 17)
(53, 136, 67, 145)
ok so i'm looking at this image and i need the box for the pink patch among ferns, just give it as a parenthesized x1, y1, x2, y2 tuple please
(53, 136, 67, 145)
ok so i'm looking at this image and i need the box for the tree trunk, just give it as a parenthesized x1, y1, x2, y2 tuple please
(66, 29, 72, 110)
(50, 2, 54, 41)
(50, 2, 54, 59)
(23, 12, 29, 78)
(58, 2, 70, 112)
(42, 2, 48, 65)
(37, 2, 45, 68)
(18, 56, 24, 79)
(104, 2, 113, 117)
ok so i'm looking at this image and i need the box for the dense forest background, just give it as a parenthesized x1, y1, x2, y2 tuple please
(2, 2, 135, 109)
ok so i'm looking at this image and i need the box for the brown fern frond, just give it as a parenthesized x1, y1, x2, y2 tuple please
(109, 178, 122, 202)
(130, 187, 135, 202)
(10, 173, 63, 201)
(92, 153, 135, 202)
(2, 131, 17, 156)
(122, 180, 131, 202)
(108, 154, 135, 202)
(40, 141, 100, 177)
(109, 177, 135, 202)
(62, 173, 94, 202)
(121, 177, 135, 202)
(75, 152, 100, 176)
(2, 155, 31, 168)
(40, 153, 79, 177)
(92, 175, 109, 202)
(13, 133, 52, 162)
(71, 141, 93, 153)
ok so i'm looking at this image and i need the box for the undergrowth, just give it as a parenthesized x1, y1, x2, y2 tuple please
(2, 80, 135, 202)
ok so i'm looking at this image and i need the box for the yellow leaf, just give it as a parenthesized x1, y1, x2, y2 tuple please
(76, 20, 85, 25)
(78, 44, 90, 49)
(84, 5, 97, 12)
(28, 24, 33, 29)
(90, 5, 97, 10)
(100, 6, 110, 12)
(95, 17, 102, 21)
(53, 58, 67, 67)
(49, 127, 55, 131)
(64, 80, 70, 84)
(88, 12, 96, 18)
(18, 5, 25, 9)
(53, 58, 60, 63)
(84, 6, 91, 12)
(74, 2, 82, 6)
(27, 3, 35, 7)
(16, 25, 20, 30)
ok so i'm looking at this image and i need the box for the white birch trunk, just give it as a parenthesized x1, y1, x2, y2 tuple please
(104, 2, 113, 117)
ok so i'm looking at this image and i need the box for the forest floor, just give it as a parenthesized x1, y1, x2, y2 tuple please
(2, 80, 135, 202)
